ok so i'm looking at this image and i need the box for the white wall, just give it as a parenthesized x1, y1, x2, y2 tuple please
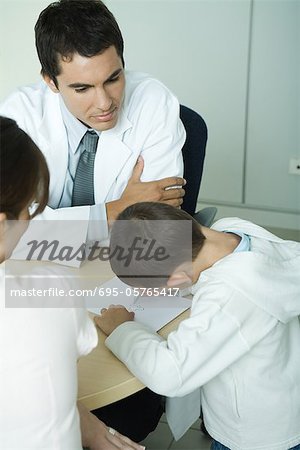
(0, 0, 50, 95)
(106, 0, 251, 205)
(1, 0, 299, 230)
(246, 0, 300, 211)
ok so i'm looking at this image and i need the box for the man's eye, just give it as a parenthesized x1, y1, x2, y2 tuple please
(75, 87, 88, 93)
(108, 76, 120, 83)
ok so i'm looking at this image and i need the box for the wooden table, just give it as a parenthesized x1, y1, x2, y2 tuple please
(77, 308, 190, 410)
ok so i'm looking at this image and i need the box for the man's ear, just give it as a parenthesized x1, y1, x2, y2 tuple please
(43, 74, 59, 93)
(167, 270, 192, 288)
(0, 213, 7, 237)
(0, 213, 7, 224)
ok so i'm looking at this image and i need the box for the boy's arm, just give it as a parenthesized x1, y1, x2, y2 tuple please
(96, 294, 277, 398)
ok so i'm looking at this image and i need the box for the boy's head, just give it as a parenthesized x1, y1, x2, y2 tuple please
(109, 202, 206, 288)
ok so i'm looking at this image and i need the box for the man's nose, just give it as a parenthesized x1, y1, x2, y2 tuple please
(94, 88, 112, 112)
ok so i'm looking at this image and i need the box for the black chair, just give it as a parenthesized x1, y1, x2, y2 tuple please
(180, 105, 207, 215)
(193, 206, 217, 228)
(180, 105, 217, 227)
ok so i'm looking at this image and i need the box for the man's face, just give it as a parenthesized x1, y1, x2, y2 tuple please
(44, 46, 125, 131)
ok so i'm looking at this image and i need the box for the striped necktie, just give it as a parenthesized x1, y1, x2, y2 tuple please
(72, 130, 99, 206)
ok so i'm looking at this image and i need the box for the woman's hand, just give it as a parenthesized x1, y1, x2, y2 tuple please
(78, 402, 145, 450)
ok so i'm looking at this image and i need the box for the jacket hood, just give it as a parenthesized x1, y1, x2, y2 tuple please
(207, 218, 300, 323)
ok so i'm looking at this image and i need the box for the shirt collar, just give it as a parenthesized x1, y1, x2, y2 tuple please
(189, 232, 251, 295)
(59, 96, 101, 154)
(59, 89, 132, 152)
(232, 232, 251, 253)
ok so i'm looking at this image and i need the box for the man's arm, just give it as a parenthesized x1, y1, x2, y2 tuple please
(106, 156, 186, 223)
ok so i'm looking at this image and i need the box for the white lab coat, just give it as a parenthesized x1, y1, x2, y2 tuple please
(0, 264, 98, 449)
(106, 218, 300, 450)
(0, 71, 185, 262)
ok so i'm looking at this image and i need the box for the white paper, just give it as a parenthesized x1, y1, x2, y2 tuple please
(87, 277, 190, 331)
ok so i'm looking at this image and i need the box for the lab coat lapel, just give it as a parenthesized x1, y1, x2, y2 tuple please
(38, 91, 69, 209)
(94, 109, 133, 203)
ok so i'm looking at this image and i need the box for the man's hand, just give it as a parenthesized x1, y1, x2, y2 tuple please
(94, 305, 134, 336)
(106, 156, 186, 222)
(78, 402, 144, 450)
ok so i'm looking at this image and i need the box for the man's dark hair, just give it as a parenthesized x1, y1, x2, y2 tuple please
(109, 202, 206, 288)
(35, 0, 124, 86)
(0, 117, 49, 219)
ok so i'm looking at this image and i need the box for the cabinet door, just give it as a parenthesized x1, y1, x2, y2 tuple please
(107, 0, 251, 203)
(246, 0, 300, 211)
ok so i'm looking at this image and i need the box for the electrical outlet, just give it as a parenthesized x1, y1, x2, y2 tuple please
(289, 158, 300, 175)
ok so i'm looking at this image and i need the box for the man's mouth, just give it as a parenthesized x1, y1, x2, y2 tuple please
(91, 107, 117, 122)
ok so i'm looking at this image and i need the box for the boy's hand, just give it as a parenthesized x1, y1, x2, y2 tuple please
(94, 305, 135, 336)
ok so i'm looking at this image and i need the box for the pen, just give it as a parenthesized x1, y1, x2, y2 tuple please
(132, 294, 140, 305)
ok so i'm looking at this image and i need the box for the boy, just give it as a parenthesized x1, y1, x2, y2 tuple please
(96, 202, 300, 450)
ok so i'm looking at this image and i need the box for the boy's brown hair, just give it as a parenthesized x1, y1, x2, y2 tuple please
(109, 202, 205, 287)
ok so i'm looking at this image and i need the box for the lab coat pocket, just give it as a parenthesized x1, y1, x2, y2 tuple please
(230, 369, 241, 419)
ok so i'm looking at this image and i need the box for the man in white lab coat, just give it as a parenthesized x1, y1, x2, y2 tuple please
(0, 0, 188, 445)
(0, 0, 186, 247)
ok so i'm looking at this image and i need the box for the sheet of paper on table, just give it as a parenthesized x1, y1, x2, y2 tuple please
(87, 277, 191, 332)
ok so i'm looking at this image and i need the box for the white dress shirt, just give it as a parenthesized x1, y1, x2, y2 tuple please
(59, 97, 102, 241)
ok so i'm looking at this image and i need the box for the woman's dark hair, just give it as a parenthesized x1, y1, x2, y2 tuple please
(35, 0, 124, 86)
(109, 202, 206, 288)
(0, 117, 49, 219)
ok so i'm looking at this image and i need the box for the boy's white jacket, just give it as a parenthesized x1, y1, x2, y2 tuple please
(106, 218, 300, 450)
(210, 217, 300, 324)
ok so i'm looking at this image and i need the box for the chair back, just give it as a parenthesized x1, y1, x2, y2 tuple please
(180, 105, 207, 215)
